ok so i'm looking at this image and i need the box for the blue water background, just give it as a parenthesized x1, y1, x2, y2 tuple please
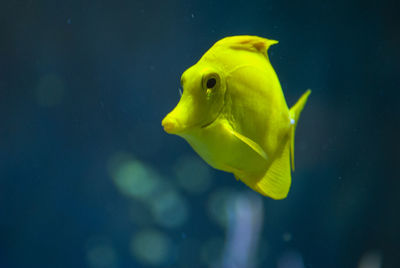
(0, 0, 399, 267)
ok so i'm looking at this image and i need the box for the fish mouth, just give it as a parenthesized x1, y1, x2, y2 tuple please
(162, 116, 196, 134)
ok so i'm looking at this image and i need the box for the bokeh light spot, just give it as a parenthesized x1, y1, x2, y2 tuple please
(109, 153, 162, 202)
(207, 188, 238, 228)
(358, 250, 382, 268)
(131, 229, 172, 266)
(149, 189, 188, 228)
(85, 237, 118, 268)
(283, 232, 292, 242)
(173, 154, 212, 194)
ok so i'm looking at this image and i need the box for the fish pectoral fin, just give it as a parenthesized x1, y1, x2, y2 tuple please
(227, 127, 268, 161)
(253, 140, 291, 200)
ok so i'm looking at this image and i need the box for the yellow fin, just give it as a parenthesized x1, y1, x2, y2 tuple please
(228, 128, 268, 161)
(254, 140, 291, 200)
(216, 35, 278, 56)
(289, 89, 311, 171)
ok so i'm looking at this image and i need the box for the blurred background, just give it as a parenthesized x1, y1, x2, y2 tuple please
(0, 0, 399, 267)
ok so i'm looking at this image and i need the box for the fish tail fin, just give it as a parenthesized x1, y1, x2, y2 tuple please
(289, 89, 311, 171)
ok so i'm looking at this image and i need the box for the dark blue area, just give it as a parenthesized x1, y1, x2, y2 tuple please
(1, 0, 399, 267)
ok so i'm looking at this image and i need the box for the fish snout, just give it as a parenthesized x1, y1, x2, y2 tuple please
(162, 116, 181, 134)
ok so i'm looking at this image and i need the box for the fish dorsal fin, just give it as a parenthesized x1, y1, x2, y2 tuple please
(227, 127, 268, 161)
(255, 140, 291, 200)
(289, 89, 311, 171)
(216, 35, 278, 56)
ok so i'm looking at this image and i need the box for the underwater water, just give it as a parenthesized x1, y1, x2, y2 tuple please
(0, 0, 399, 267)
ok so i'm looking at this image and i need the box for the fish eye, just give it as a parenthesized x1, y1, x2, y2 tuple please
(202, 73, 220, 91)
(207, 78, 216, 88)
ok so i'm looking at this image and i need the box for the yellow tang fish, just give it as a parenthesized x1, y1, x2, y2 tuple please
(162, 35, 310, 199)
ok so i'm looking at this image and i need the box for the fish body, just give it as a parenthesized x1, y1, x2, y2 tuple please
(162, 35, 310, 199)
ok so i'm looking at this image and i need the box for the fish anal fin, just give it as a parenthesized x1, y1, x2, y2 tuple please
(256, 140, 291, 199)
(240, 140, 291, 200)
(228, 128, 268, 161)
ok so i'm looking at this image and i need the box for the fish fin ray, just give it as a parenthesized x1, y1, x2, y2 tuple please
(289, 89, 311, 171)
